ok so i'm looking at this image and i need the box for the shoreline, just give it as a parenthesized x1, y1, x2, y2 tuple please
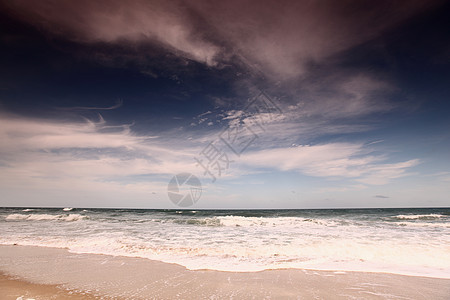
(2, 207, 448, 280)
(1, 242, 448, 279)
(1, 245, 449, 299)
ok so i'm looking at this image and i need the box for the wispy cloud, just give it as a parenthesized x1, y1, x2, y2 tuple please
(209, 73, 396, 150)
(240, 144, 419, 185)
(0, 111, 420, 192)
(57, 99, 123, 111)
(0, 114, 199, 190)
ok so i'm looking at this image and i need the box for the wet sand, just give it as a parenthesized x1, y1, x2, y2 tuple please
(0, 245, 449, 299)
(0, 273, 97, 299)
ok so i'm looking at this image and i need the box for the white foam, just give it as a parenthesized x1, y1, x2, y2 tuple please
(393, 214, 444, 220)
(214, 215, 348, 228)
(394, 221, 450, 228)
(1, 212, 449, 278)
(5, 213, 85, 222)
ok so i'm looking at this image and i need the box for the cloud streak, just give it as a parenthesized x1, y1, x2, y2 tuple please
(0, 114, 198, 187)
(58, 99, 124, 111)
(241, 144, 419, 185)
(0, 111, 420, 193)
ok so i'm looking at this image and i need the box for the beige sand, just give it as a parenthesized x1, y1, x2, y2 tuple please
(0, 245, 449, 299)
(0, 273, 98, 300)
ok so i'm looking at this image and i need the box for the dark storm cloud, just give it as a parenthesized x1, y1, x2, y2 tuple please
(3, 0, 442, 79)
(3, 0, 220, 65)
(191, 0, 441, 79)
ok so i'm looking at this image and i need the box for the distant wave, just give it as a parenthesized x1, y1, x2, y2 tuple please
(5, 213, 85, 222)
(394, 221, 450, 228)
(165, 216, 355, 228)
(63, 207, 74, 211)
(393, 214, 444, 220)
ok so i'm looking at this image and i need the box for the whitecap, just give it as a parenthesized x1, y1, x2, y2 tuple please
(393, 214, 444, 220)
(5, 213, 85, 222)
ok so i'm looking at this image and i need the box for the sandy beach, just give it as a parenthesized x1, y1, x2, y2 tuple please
(0, 273, 97, 300)
(1, 245, 449, 299)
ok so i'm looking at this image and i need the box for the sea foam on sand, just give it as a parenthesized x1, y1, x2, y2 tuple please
(1, 245, 450, 300)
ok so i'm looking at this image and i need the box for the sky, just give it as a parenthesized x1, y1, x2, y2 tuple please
(0, 0, 449, 209)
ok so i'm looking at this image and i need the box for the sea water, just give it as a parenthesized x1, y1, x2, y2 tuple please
(0, 207, 449, 278)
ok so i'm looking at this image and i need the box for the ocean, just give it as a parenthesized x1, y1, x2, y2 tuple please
(1, 207, 449, 279)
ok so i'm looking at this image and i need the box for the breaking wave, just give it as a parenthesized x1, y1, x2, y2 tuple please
(5, 213, 85, 222)
(393, 214, 444, 220)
